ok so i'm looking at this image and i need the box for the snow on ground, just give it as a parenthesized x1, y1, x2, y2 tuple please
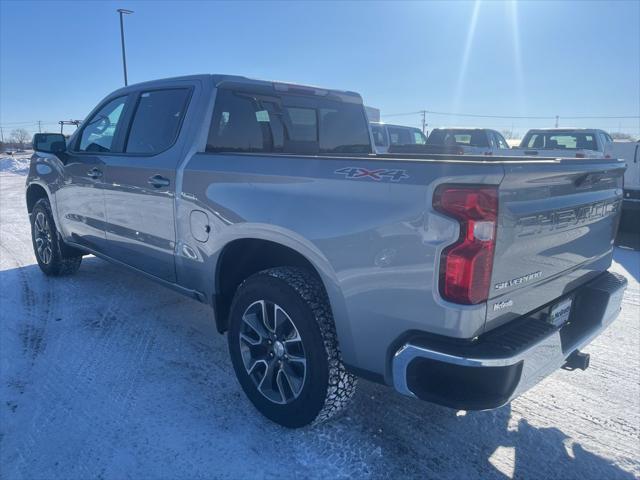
(0, 153, 33, 176)
(0, 170, 638, 480)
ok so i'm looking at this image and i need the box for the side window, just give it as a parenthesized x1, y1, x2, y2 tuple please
(387, 127, 412, 145)
(318, 106, 370, 153)
(286, 107, 317, 142)
(207, 89, 266, 152)
(412, 130, 426, 145)
(598, 132, 611, 148)
(527, 134, 543, 148)
(125, 89, 191, 154)
(494, 132, 509, 149)
(78, 96, 127, 152)
(371, 125, 388, 147)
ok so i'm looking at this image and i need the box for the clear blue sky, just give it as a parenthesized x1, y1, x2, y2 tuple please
(1, 0, 639, 139)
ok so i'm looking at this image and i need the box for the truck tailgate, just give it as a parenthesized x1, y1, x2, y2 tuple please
(485, 158, 625, 331)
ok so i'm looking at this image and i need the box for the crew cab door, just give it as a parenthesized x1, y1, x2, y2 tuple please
(100, 86, 193, 283)
(56, 94, 131, 252)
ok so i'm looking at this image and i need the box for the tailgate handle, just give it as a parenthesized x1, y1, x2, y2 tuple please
(148, 174, 170, 188)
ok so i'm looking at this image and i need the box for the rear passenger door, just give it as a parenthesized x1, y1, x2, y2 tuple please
(101, 85, 193, 282)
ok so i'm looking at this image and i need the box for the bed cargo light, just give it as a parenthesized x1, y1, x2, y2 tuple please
(433, 185, 498, 305)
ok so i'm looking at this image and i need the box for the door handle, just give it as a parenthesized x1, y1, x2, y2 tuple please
(87, 167, 102, 179)
(148, 174, 170, 188)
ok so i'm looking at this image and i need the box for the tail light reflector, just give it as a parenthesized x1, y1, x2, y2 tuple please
(433, 185, 498, 304)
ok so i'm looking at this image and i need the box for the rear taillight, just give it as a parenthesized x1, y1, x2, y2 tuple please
(433, 185, 498, 305)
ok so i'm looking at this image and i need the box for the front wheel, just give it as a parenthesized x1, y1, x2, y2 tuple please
(30, 198, 83, 276)
(227, 267, 356, 428)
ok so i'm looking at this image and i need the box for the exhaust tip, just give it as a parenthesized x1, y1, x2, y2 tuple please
(562, 350, 590, 371)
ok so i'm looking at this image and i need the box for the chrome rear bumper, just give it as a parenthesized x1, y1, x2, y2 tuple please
(392, 271, 627, 409)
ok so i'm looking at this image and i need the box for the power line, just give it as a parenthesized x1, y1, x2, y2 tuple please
(381, 110, 640, 120)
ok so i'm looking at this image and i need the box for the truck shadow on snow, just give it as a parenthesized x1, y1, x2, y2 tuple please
(1, 256, 636, 479)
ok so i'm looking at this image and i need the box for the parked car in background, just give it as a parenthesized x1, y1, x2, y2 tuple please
(609, 140, 640, 228)
(370, 122, 427, 154)
(425, 128, 512, 156)
(28, 74, 627, 428)
(514, 128, 614, 159)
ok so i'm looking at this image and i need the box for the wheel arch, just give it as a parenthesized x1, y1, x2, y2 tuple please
(26, 183, 49, 214)
(212, 236, 349, 345)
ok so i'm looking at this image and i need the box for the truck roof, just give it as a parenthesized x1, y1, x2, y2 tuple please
(110, 74, 363, 104)
(430, 127, 498, 132)
(525, 128, 605, 133)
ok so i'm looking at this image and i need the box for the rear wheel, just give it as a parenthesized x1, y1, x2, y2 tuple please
(30, 198, 83, 276)
(227, 267, 356, 428)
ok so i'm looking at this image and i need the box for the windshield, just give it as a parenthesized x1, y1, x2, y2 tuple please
(426, 129, 489, 147)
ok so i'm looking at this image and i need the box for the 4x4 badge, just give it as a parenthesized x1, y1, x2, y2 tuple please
(334, 167, 409, 182)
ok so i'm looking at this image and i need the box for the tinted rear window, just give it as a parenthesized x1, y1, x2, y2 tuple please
(206, 88, 371, 155)
(523, 132, 597, 150)
(427, 129, 490, 147)
(126, 89, 191, 154)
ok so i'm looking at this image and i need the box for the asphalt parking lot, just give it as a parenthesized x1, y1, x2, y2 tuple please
(1, 170, 638, 479)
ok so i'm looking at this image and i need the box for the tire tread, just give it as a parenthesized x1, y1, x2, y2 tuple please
(258, 267, 357, 425)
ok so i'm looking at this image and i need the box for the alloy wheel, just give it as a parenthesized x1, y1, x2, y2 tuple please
(34, 211, 53, 265)
(239, 300, 307, 404)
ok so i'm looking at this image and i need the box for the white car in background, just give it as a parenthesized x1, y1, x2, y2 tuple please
(425, 128, 512, 156)
(514, 128, 614, 159)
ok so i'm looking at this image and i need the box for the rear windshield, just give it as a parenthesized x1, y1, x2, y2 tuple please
(206, 88, 371, 155)
(522, 132, 597, 150)
(426, 129, 489, 148)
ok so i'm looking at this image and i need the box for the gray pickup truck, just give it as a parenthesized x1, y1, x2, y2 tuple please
(27, 74, 627, 428)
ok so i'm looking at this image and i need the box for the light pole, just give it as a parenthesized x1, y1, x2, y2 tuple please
(117, 9, 134, 86)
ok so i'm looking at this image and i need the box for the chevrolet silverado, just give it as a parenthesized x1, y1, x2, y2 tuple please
(27, 74, 627, 427)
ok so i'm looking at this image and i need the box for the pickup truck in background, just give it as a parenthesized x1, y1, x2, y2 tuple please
(369, 122, 428, 154)
(27, 75, 627, 428)
(513, 128, 614, 159)
(609, 140, 640, 228)
(423, 128, 512, 156)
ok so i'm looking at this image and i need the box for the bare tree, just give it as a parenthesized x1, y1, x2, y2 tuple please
(610, 132, 637, 141)
(501, 129, 514, 140)
(10, 128, 31, 149)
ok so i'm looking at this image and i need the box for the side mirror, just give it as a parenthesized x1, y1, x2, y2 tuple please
(33, 133, 67, 154)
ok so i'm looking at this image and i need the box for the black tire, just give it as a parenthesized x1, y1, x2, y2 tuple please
(30, 197, 83, 276)
(227, 267, 356, 428)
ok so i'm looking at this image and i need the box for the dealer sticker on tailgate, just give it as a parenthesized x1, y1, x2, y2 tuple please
(549, 298, 573, 327)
